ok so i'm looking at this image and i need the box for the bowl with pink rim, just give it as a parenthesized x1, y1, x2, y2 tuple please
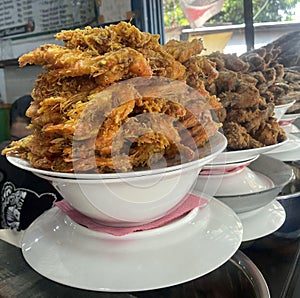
(195, 155, 293, 213)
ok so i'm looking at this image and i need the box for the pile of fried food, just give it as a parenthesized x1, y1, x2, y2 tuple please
(267, 30, 300, 113)
(3, 22, 222, 173)
(203, 44, 287, 150)
(4, 22, 291, 171)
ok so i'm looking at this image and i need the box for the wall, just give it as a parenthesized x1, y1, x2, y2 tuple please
(1, 65, 44, 103)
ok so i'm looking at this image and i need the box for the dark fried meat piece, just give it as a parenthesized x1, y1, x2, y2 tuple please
(213, 70, 238, 94)
(240, 53, 266, 72)
(268, 83, 290, 102)
(238, 73, 258, 87)
(213, 108, 227, 123)
(260, 90, 275, 104)
(208, 52, 249, 73)
(226, 104, 274, 125)
(223, 122, 264, 150)
(252, 118, 287, 146)
(184, 55, 219, 85)
(233, 83, 262, 109)
(218, 83, 262, 110)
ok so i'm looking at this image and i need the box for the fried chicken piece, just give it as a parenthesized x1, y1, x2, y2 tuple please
(239, 73, 258, 87)
(232, 83, 262, 109)
(184, 55, 221, 110)
(261, 90, 275, 104)
(223, 122, 263, 150)
(252, 118, 287, 146)
(218, 82, 262, 110)
(273, 63, 285, 80)
(213, 108, 227, 123)
(240, 53, 266, 72)
(249, 71, 267, 92)
(226, 104, 274, 126)
(163, 38, 204, 63)
(208, 52, 249, 73)
(268, 83, 290, 103)
(213, 70, 238, 94)
(263, 68, 277, 86)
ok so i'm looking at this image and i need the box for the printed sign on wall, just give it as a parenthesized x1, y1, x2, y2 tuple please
(0, 0, 96, 39)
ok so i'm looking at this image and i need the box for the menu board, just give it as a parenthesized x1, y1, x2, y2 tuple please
(0, 0, 97, 39)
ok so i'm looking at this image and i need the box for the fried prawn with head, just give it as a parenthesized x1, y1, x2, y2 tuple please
(139, 47, 186, 81)
(19, 46, 152, 85)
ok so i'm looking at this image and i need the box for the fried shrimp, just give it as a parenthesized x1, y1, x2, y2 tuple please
(55, 22, 160, 54)
(19, 45, 152, 83)
(3, 22, 221, 173)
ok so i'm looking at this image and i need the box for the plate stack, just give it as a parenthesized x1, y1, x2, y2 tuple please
(196, 147, 293, 242)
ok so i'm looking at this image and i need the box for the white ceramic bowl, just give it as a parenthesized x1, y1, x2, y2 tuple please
(279, 113, 300, 126)
(195, 155, 293, 213)
(26, 132, 227, 227)
(196, 166, 274, 197)
(274, 100, 296, 121)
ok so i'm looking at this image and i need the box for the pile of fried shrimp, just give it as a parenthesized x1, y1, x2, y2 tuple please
(3, 22, 222, 173)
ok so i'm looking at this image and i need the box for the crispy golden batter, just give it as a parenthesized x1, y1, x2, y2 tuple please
(163, 38, 204, 63)
(20, 45, 152, 85)
(56, 22, 161, 54)
(3, 22, 221, 173)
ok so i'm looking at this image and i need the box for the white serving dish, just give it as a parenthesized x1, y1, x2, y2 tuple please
(8, 132, 227, 226)
(196, 155, 293, 213)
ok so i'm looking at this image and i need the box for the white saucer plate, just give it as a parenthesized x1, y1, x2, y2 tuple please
(238, 200, 286, 242)
(264, 133, 300, 161)
(21, 199, 242, 292)
(210, 139, 288, 165)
